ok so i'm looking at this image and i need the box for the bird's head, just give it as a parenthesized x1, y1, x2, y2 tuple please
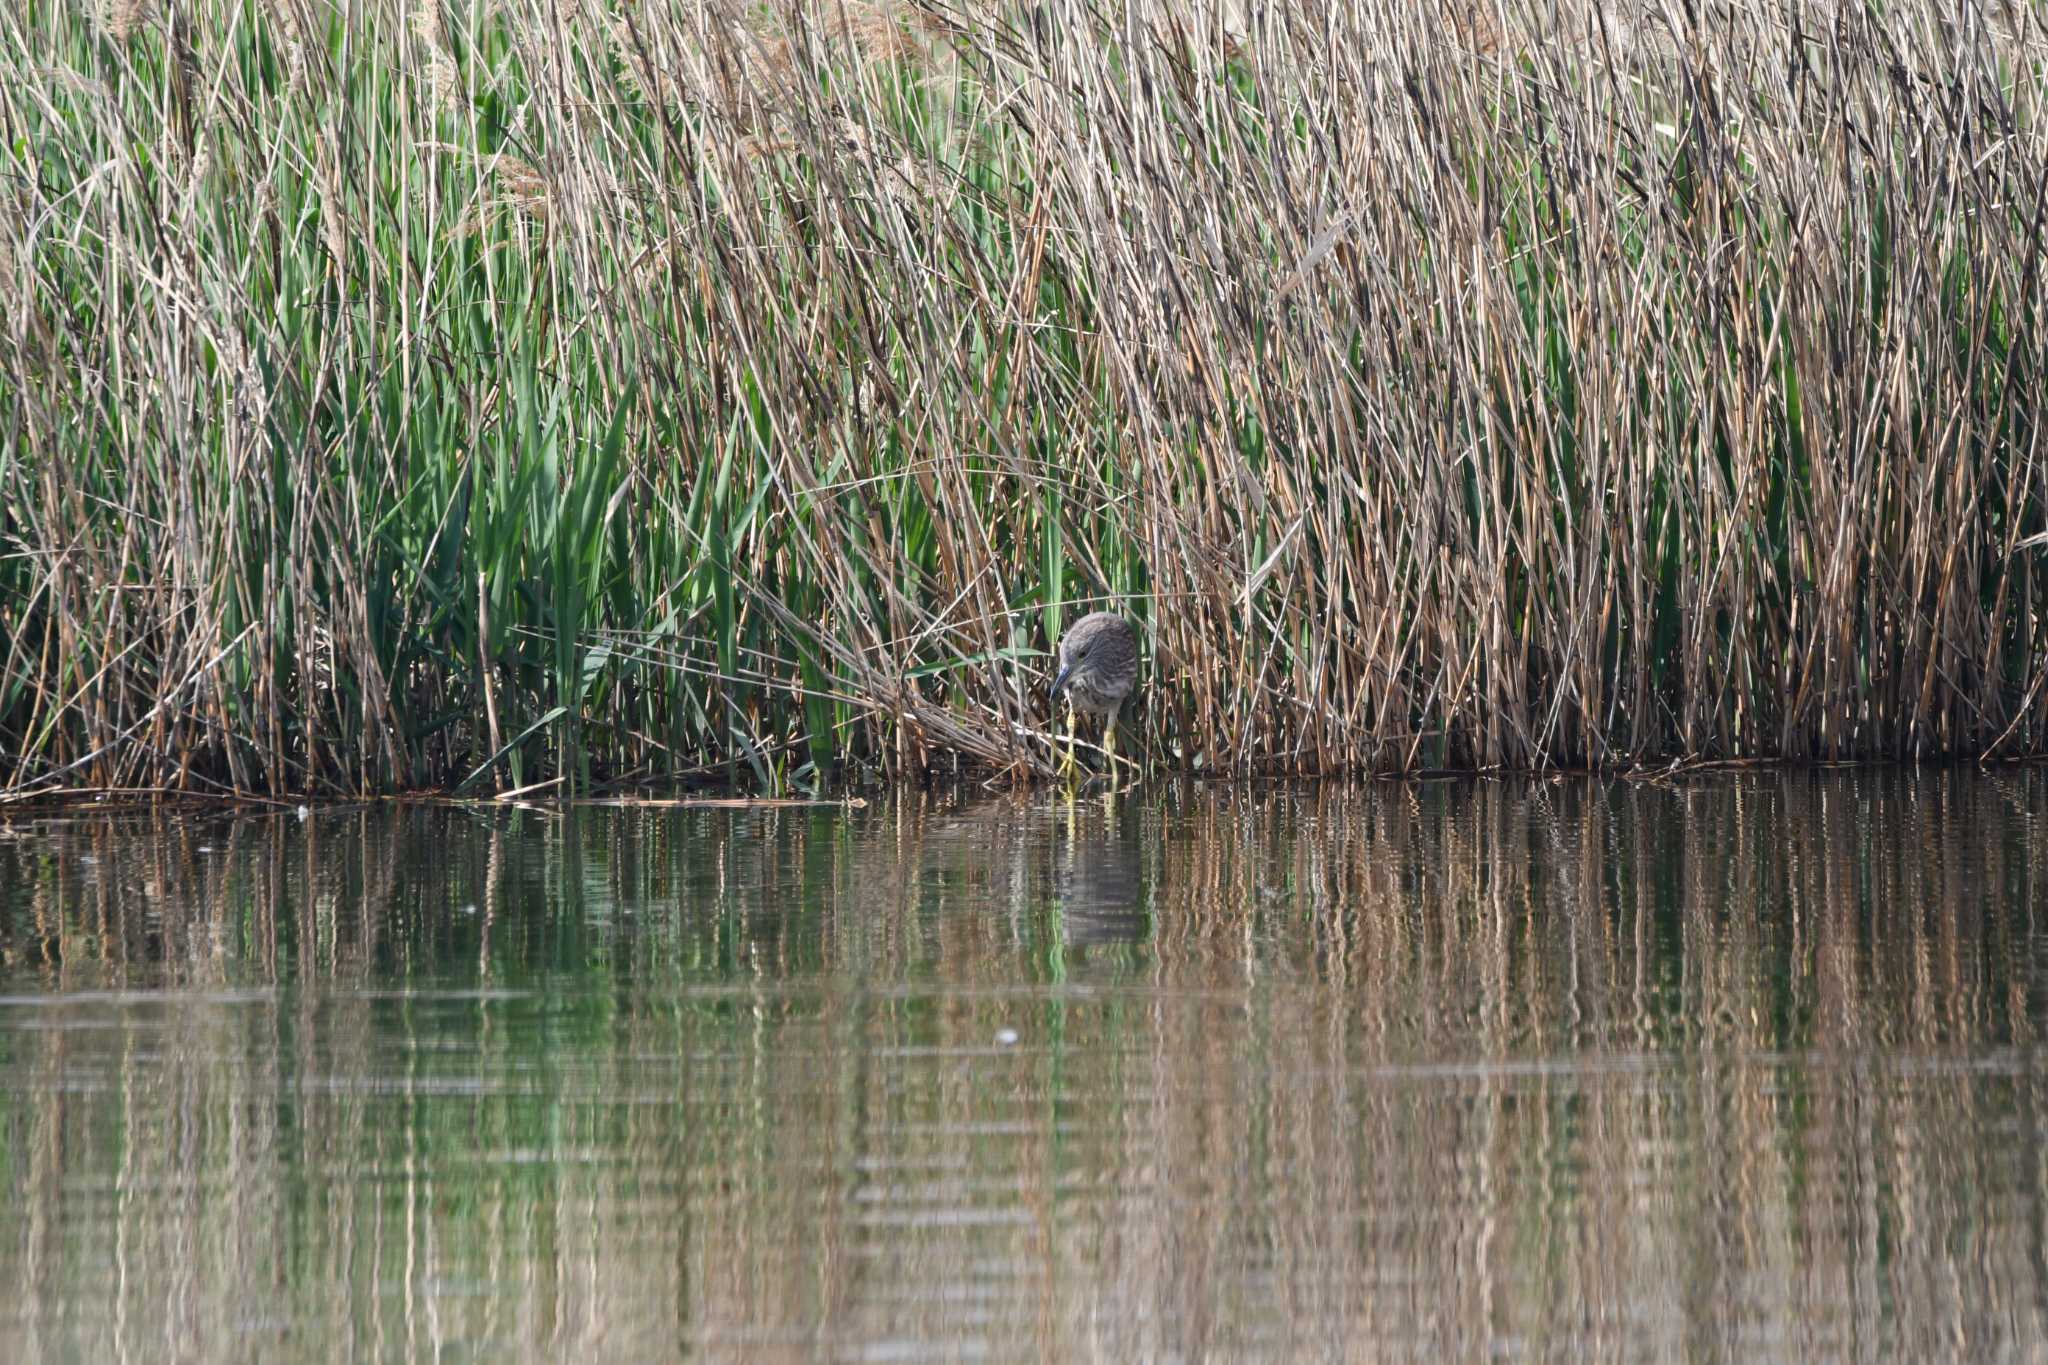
(1051, 628, 1096, 699)
(1056, 646, 1089, 699)
(1051, 652, 1078, 699)
(1050, 612, 1136, 704)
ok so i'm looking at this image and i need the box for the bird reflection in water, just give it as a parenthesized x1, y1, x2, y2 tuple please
(1053, 798, 1148, 948)
(918, 794, 1153, 950)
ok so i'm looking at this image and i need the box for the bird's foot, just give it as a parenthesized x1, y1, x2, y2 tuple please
(1102, 730, 1144, 785)
(1058, 711, 1082, 790)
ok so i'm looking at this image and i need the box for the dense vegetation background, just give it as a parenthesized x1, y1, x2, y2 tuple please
(3, 0, 2046, 796)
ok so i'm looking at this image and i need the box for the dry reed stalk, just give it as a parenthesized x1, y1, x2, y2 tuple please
(4, 0, 2047, 794)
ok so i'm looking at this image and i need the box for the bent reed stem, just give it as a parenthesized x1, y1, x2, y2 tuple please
(3, 1, 2047, 796)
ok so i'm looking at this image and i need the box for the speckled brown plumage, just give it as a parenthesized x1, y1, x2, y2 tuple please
(1052, 612, 1138, 728)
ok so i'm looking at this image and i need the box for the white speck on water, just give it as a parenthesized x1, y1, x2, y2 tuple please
(296, 806, 310, 822)
(459, 904, 477, 915)
(197, 846, 214, 853)
(995, 1029, 1019, 1046)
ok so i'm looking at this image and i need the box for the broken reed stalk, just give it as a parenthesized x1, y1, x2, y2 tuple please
(2, 0, 2046, 797)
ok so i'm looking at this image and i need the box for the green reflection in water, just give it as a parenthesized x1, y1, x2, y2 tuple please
(1, 772, 2045, 1361)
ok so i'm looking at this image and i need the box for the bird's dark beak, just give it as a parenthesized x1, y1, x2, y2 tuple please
(1051, 661, 1073, 699)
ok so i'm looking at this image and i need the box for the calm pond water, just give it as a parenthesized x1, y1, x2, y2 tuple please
(2, 774, 2046, 1362)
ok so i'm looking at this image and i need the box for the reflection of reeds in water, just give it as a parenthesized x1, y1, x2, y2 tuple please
(2, 776, 2046, 1358)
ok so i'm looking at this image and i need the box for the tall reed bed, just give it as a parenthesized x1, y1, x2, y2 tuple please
(2, 0, 2046, 795)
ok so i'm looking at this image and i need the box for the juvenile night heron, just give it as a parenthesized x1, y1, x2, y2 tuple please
(1050, 612, 1139, 775)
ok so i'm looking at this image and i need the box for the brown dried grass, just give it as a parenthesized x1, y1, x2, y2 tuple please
(2, 0, 2046, 795)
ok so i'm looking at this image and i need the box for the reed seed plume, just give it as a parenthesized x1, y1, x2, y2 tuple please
(493, 154, 551, 220)
(99, 0, 150, 41)
(3, 0, 2047, 797)
(412, 0, 464, 113)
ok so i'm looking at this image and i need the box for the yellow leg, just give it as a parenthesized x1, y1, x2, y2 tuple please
(1061, 705, 1078, 783)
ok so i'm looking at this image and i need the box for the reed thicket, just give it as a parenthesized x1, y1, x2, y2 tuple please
(3, 0, 2046, 796)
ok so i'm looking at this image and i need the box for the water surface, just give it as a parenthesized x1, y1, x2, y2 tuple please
(3, 774, 2046, 1361)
